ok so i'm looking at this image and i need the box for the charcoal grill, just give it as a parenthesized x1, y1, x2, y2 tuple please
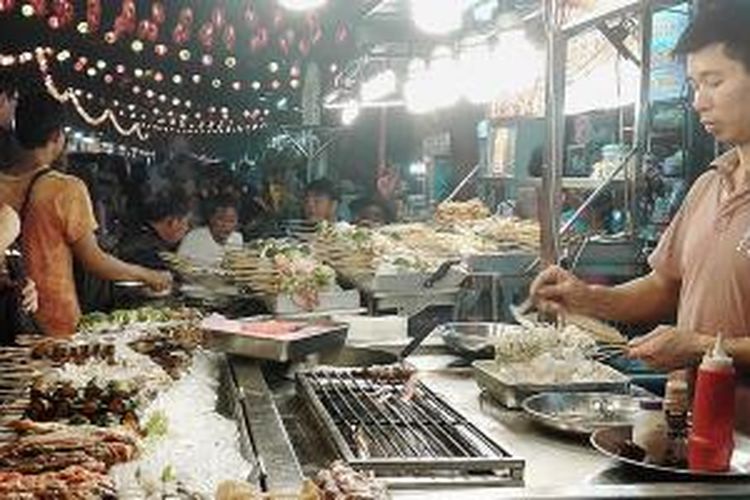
(297, 367, 524, 487)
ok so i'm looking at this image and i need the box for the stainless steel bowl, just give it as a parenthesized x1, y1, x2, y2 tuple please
(522, 392, 641, 436)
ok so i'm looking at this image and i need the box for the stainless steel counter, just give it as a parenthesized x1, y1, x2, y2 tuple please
(394, 354, 750, 499)
(232, 349, 750, 499)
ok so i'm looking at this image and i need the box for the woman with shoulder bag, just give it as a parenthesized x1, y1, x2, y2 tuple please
(0, 203, 38, 345)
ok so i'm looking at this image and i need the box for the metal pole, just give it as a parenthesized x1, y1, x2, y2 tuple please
(631, 0, 653, 234)
(445, 164, 481, 202)
(540, 0, 566, 266)
(559, 148, 637, 236)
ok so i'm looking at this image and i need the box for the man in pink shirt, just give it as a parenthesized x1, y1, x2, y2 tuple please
(531, 2, 750, 433)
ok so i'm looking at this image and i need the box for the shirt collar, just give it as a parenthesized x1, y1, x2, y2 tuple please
(712, 148, 750, 192)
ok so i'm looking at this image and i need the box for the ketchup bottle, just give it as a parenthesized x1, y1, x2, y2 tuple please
(688, 335, 736, 472)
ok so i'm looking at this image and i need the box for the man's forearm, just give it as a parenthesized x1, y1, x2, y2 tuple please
(585, 273, 679, 324)
(80, 247, 150, 282)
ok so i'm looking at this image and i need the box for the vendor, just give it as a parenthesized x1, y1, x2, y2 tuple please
(178, 194, 243, 268)
(304, 178, 339, 224)
(531, 2, 750, 434)
(119, 190, 190, 270)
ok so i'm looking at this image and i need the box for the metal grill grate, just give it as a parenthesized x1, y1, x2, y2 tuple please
(297, 368, 524, 486)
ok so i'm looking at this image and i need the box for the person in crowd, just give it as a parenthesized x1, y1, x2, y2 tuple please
(0, 93, 171, 337)
(178, 195, 243, 268)
(349, 196, 393, 227)
(0, 71, 19, 170)
(304, 178, 339, 223)
(0, 203, 37, 314)
(531, 1, 750, 433)
(119, 190, 191, 270)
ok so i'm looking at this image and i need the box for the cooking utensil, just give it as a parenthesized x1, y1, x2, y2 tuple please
(509, 297, 537, 330)
(522, 392, 641, 436)
(473, 359, 630, 409)
(422, 259, 462, 288)
(202, 317, 349, 362)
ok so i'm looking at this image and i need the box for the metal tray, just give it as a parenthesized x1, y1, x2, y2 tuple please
(591, 425, 750, 478)
(522, 392, 644, 436)
(438, 323, 497, 359)
(438, 323, 528, 359)
(203, 318, 348, 362)
(473, 359, 630, 409)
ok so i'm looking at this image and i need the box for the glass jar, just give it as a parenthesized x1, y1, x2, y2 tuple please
(633, 399, 668, 464)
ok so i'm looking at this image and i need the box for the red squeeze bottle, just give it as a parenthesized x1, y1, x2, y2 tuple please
(688, 335, 736, 472)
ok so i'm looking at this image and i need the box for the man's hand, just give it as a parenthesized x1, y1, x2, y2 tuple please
(143, 270, 173, 293)
(530, 265, 593, 316)
(20, 279, 38, 313)
(627, 325, 713, 372)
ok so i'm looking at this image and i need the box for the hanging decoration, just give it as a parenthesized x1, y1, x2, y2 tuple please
(113, 0, 137, 39)
(86, 0, 100, 33)
(198, 20, 214, 50)
(0, 0, 15, 13)
(150, 1, 165, 25)
(172, 6, 193, 45)
(26, 0, 46, 16)
(49, 0, 74, 30)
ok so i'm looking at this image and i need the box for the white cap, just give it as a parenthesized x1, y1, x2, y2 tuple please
(701, 334, 733, 370)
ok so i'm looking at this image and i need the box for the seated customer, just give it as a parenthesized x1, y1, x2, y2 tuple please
(178, 195, 243, 268)
(303, 178, 339, 224)
(119, 191, 190, 270)
(350, 196, 393, 227)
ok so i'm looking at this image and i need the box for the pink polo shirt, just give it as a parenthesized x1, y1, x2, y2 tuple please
(649, 148, 750, 433)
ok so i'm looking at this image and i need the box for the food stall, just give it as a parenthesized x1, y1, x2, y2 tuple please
(1, 0, 749, 499)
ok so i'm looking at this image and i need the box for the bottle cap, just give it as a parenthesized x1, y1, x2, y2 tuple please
(665, 379, 688, 411)
(701, 334, 733, 370)
(639, 399, 663, 411)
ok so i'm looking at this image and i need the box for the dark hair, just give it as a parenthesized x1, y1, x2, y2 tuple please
(350, 195, 395, 223)
(305, 178, 339, 202)
(207, 194, 238, 218)
(15, 92, 66, 150)
(0, 70, 17, 97)
(673, 0, 750, 72)
(143, 190, 190, 223)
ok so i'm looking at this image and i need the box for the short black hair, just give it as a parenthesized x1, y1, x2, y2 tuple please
(207, 194, 238, 218)
(305, 178, 339, 202)
(0, 70, 17, 97)
(143, 189, 190, 223)
(673, 0, 750, 72)
(15, 92, 66, 150)
(350, 195, 395, 223)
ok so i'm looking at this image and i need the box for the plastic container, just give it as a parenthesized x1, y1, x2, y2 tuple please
(688, 336, 736, 472)
(633, 399, 668, 464)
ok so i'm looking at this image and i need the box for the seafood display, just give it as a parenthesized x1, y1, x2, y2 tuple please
(314, 461, 388, 500)
(25, 379, 140, 428)
(434, 198, 492, 224)
(0, 423, 139, 498)
(313, 210, 539, 289)
(0, 307, 253, 499)
(492, 324, 597, 364)
(78, 306, 201, 334)
(489, 323, 622, 385)
(223, 239, 337, 310)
